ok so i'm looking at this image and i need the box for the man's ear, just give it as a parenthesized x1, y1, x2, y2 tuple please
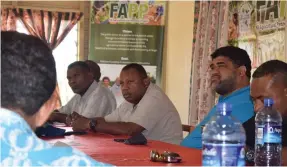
(284, 88, 287, 97)
(87, 71, 94, 80)
(143, 77, 150, 88)
(238, 66, 247, 77)
(34, 90, 58, 128)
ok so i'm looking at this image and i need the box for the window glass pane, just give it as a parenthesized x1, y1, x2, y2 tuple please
(16, 20, 78, 105)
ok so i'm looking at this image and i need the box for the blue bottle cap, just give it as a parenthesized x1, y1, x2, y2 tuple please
(216, 103, 232, 116)
(264, 98, 274, 107)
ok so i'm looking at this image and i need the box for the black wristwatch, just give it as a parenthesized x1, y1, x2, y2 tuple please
(245, 148, 255, 164)
(89, 119, 97, 132)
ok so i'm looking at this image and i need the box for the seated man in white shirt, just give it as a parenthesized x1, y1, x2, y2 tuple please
(71, 63, 183, 145)
(85, 60, 116, 106)
(110, 77, 125, 107)
(49, 61, 116, 124)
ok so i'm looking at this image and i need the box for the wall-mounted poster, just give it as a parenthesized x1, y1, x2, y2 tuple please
(255, 0, 286, 35)
(238, 1, 254, 38)
(257, 30, 286, 64)
(238, 41, 256, 68)
(89, 1, 166, 85)
(229, 0, 287, 70)
(228, 1, 239, 43)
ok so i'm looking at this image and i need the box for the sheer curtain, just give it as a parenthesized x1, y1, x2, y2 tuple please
(189, 1, 229, 124)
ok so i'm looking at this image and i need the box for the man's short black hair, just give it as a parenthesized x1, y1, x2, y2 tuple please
(68, 61, 90, 72)
(102, 76, 110, 81)
(1, 31, 56, 116)
(122, 63, 148, 78)
(211, 46, 252, 78)
(253, 60, 287, 87)
(85, 60, 101, 82)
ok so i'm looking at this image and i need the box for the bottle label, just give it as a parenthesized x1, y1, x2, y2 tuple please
(256, 123, 282, 145)
(202, 143, 245, 166)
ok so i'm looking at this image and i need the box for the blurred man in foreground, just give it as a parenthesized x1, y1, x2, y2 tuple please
(1, 31, 109, 166)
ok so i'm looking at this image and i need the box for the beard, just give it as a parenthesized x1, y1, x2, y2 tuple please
(214, 75, 236, 95)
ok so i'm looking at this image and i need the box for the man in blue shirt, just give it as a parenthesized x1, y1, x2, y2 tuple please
(0, 31, 110, 166)
(181, 46, 254, 149)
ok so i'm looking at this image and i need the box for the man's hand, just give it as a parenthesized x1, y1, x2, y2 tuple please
(65, 114, 72, 126)
(48, 111, 63, 122)
(65, 112, 80, 126)
(71, 115, 90, 132)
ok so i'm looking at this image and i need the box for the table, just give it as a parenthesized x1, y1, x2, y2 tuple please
(43, 129, 202, 166)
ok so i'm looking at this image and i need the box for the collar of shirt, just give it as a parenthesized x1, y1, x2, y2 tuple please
(132, 83, 153, 109)
(199, 86, 251, 126)
(218, 86, 250, 103)
(81, 80, 98, 102)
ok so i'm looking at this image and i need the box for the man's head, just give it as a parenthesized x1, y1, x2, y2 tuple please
(210, 46, 251, 96)
(85, 60, 101, 82)
(67, 61, 94, 95)
(1, 31, 57, 129)
(115, 77, 120, 86)
(102, 76, 111, 88)
(120, 63, 150, 104)
(251, 60, 287, 116)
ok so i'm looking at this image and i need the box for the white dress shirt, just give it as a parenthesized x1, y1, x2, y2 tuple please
(110, 83, 125, 107)
(59, 81, 116, 118)
(105, 83, 183, 145)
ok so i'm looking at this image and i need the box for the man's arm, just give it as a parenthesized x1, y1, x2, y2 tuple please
(72, 117, 145, 136)
(48, 95, 78, 123)
(95, 118, 145, 136)
(49, 111, 67, 123)
(84, 92, 114, 118)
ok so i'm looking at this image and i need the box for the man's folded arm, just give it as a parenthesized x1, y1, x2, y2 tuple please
(95, 118, 145, 136)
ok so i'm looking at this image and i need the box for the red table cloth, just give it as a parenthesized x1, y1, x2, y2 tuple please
(43, 130, 202, 166)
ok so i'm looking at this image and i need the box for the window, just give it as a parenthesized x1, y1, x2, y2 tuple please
(16, 20, 77, 105)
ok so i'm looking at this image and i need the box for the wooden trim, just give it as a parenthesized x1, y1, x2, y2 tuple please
(182, 124, 195, 133)
(1, 4, 80, 13)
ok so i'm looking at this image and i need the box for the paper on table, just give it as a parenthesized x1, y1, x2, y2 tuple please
(52, 122, 66, 127)
(53, 141, 71, 147)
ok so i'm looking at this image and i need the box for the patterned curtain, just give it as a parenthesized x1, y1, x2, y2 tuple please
(189, 1, 229, 124)
(1, 8, 17, 31)
(14, 8, 83, 50)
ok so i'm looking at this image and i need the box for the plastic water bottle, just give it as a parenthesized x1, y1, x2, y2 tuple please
(202, 103, 246, 166)
(255, 98, 282, 166)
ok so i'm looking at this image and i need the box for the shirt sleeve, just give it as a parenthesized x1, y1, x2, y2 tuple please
(82, 93, 113, 118)
(128, 100, 163, 131)
(58, 95, 76, 115)
(231, 101, 255, 123)
(104, 107, 121, 122)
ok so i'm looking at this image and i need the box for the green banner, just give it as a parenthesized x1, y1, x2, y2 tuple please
(89, 1, 166, 66)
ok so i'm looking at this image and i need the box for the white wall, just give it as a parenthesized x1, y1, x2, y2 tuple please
(162, 1, 194, 125)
